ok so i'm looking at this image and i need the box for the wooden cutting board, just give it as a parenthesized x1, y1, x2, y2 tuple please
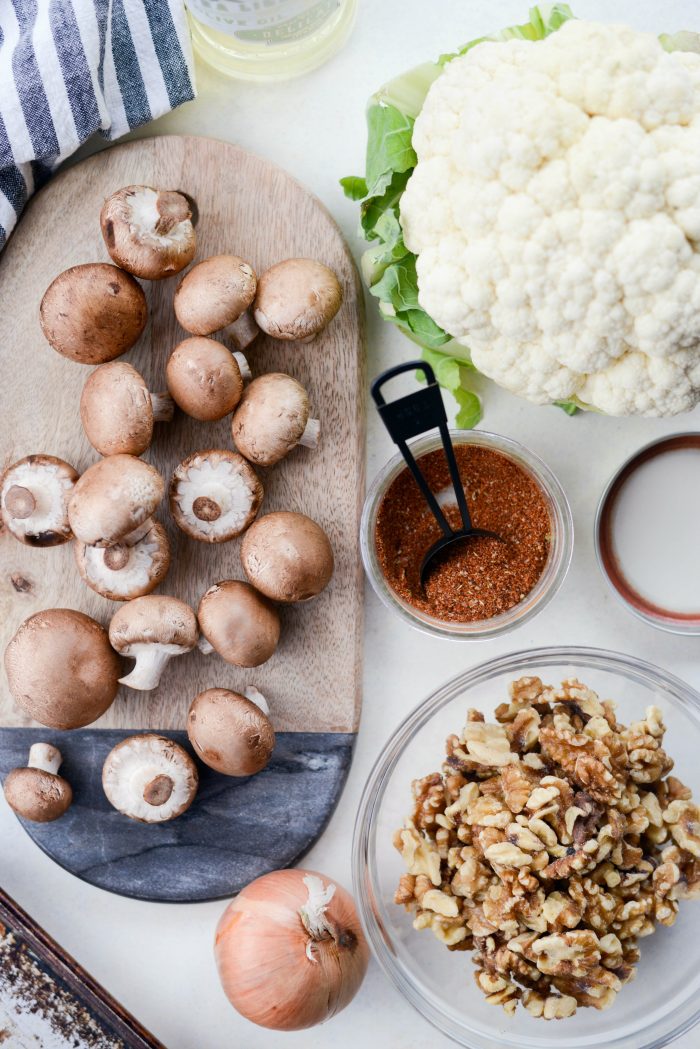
(0, 136, 365, 900)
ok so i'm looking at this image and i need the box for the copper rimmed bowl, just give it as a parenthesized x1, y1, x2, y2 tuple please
(595, 433, 700, 635)
(353, 647, 700, 1049)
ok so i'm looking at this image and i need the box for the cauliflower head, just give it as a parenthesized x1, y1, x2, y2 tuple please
(400, 20, 700, 416)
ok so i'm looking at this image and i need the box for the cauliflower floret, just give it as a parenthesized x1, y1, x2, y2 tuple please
(401, 20, 700, 416)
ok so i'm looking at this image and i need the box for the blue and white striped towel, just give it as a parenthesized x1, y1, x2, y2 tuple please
(0, 0, 196, 250)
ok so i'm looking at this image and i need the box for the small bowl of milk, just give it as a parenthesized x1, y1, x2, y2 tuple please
(596, 434, 700, 634)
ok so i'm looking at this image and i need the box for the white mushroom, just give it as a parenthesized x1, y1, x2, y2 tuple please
(100, 185, 196, 279)
(68, 455, 165, 547)
(40, 263, 147, 365)
(240, 511, 334, 602)
(1, 455, 78, 547)
(80, 362, 173, 457)
(166, 337, 251, 422)
(109, 595, 199, 691)
(3, 743, 73, 822)
(231, 373, 319, 467)
(102, 734, 198, 822)
(169, 450, 263, 543)
(254, 258, 342, 342)
(174, 255, 257, 335)
(4, 608, 121, 729)
(75, 522, 170, 601)
(187, 686, 275, 776)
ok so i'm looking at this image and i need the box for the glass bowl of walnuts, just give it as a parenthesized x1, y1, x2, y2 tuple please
(353, 647, 700, 1049)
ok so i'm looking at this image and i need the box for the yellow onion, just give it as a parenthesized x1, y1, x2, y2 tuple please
(214, 868, 369, 1030)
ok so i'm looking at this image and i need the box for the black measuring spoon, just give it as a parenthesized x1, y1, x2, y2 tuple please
(371, 360, 503, 588)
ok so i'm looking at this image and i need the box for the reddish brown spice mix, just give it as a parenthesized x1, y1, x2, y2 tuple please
(374, 445, 551, 622)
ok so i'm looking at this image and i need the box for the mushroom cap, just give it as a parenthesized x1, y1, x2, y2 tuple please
(108, 594, 198, 653)
(80, 362, 154, 456)
(0, 454, 78, 547)
(100, 185, 196, 280)
(102, 734, 198, 822)
(231, 373, 309, 467)
(169, 449, 263, 543)
(240, 511, 334, 602)
(75, 522, 170, 601)
(4, 609, 121, 729)
(166, 337, 244, 421)
(40, 263, 147, 365)
(187, 688, 275, 776)
(3, 767, 73, 822)
(253, 258, 342, 341)
(68, 455, 164, 547)
(174, 255, 257, 335)
(198, 580, 280, 667)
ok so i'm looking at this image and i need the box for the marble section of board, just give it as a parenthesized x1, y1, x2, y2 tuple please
(0, 729, 354, 902)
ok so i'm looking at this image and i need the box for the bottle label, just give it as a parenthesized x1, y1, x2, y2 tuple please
(187, 0, 340, 43)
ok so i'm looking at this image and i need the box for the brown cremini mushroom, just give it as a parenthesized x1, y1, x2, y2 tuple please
(174, 254, 257, 336)
(198, 580, 280, 668)
(100, 185, 196, 280)
(4, 609, 120, 729)
(231, 372, 320, 467)
(187, 686, 275, 777)
(80, 362, 173, 457)
(240, 511, 334, 602)
(102, 734, 198, 822)
(3, 743, 73, 822)
(40, 263, 147, 365)
(1, 455, 78, 547)
(169, 450, 262, 543)
(75, 521, 170, 601)
(109, 595, 199, 691)
(166, 337, 251, 422)
(253, 258, 342, 342)
(68, 455, 164, 547)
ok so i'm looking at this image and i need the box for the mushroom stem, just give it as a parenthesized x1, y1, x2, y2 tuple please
(197, 636, 214, 655)
(150, 391, 174, 423)
(299, 418, 321, 450)
(143, 773, 174, 806)
(192, 496, 222, 522)
(5, 485, 36, 520)
(121, 518, 155, 547)
(227, 308, 259, 352)
(119, 645, 175, 691)
(28, 743, 62, 776)
(243, 685, 270, 716)
(155, 191, 190, 235)
(103, 544, 130, 571)
(232, 351, 252, 383)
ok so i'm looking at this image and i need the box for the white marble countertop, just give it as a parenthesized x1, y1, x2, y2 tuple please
(2, 0, 700, 1046)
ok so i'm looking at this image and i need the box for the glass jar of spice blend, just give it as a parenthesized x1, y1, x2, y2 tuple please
(360, 430, 573, 640)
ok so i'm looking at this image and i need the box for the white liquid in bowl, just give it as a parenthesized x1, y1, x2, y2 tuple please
(609, 446, 700, 615)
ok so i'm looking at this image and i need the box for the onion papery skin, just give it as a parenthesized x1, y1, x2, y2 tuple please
(214, 868, 369, 1031)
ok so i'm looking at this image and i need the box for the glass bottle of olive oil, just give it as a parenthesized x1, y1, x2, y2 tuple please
(186, 0, 358, 81)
